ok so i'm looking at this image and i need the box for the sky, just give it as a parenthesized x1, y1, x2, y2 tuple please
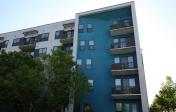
(0, 0, 176, 105)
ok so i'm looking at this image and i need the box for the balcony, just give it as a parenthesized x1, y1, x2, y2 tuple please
(111, 62, 138, 75)
(23, 30, 38, 37)
(110, 39, 136, 54)
(110, 19, 133, 36)
(112, 87, 141, 100)
(61, 46, 72, 55)
(19, 38, 36, 52)
(60, 32, 74, 45)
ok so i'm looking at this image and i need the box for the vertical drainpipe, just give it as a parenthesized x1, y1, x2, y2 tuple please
(131, 2, 149, 112)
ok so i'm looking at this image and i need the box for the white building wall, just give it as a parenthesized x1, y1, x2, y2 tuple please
(0, 19, 75, 54)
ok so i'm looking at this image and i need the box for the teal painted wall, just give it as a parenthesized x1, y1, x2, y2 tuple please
(77, 6, 142, 112)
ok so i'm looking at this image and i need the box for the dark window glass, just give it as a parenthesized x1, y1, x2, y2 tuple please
(12, 38, 21, 46)
(37, 33, 49, 42)
(53, 46, 60, 51)
(1, 40, 9, 48)
(55, 31, 60, 39)
(87, 24, 93, 33)
(78, 24, 84, 33)
(34, 48, 47, 57)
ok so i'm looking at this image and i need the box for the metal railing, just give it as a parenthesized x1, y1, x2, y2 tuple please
(111, 40, 135, 49)
(112, 87, 140, 94)
(112, 62, 136, 70)
(110, 19, 133, 30)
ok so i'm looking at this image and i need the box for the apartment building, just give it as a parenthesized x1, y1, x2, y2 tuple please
(0, 1, 149, 112)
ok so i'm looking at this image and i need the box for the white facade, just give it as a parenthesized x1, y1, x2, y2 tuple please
(0, 19, 74, 54)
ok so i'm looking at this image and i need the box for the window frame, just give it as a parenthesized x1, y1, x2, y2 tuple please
(88, 40, 95, 50)
(78, 24, 84, 33)
(55, 31, 61, 39)
(87, 24, 93, 33)
(79, 40, 85, 50)
(12, 38, 21, 46)
(86, 58, 92, 69)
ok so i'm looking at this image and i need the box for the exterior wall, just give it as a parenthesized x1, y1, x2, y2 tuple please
(0, 19, 74, 54)
(131, 2, 149, 112)
(76, 5, 143, 112)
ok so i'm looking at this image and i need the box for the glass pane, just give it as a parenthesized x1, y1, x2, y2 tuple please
(88, 80, 93, 86)
(124, 104, 130, 112)
(128, 56, 133, 62)
(56, 31, 60, 35)
(80, 41, 85, 46)
(43, 48, 47, 53)
(87, 24, 92, 28)
(89, 40, 94, 45)
(115, 103, 122, 111)
(115, 79, 121, 86)
(77, 59, 82, 65)
(79, 24, 83, 29)
(132, 104, 137, 112)
(114, 57, 120, 64)
(123, 79, 129, 89)
(113, 39, 119, 43)
(87, 59, 91, 64)
(129, 78, 136, 87)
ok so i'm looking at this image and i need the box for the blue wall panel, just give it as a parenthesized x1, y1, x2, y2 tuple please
(77, 6, 142, 112)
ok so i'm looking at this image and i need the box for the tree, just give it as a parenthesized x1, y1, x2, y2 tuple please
(0, 50, 44, 112)
(42, 49, 89, 112)
(150, 76, 176, 112)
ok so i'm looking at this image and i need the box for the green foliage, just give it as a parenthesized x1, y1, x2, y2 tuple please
(150, 76, 176, 112)
(0, 50, 44, 111)
(40, 49, 90, 111)
(0, 49, 89, 111)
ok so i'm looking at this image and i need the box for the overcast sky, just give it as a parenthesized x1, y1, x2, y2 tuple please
(0, 0, 176, 105)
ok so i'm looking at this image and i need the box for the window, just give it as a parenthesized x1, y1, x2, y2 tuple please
(128, 56, 134, 68)
(120, 38, 127, 48)
(115, 79, 121, 90)
(53, 46, 60, 51)
(37, 33, 49, 42)
(1, 40, 9, 48)
(88, 40, 94, 50)
(55, 31, 60, 39)
(129, 78, 136, 87)
(12, 38, 21, 46)
(88, 79, 94, 88)
(87, 24, 93, 32)
(86, 59, 92, 69)
(115, 103, 122, 112)
(78, 24, 84, 33)
(79, 41, 85, 50)
(124, 104, 130, 112)
(34, 48, 47, 57)
(132, 104, 137, 112)
(39, 48, 47, 56)
(67, 31, 73, 38)
(77, 59, 82, 66)
(114, 57, 120, 64)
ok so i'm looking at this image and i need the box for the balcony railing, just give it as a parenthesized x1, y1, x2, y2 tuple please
(19, 37, 36, 52)
(110, 19, 133, 36)
(111, 62, 138, 75)
(61, 46, 72, 55)
(60, 32, 74, 44)
(112, 87, 141, 99)
(110, 39, 136, 54)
